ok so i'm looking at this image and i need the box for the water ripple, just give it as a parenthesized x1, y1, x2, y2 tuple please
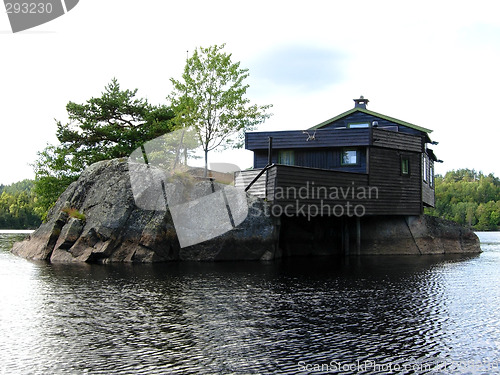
(1, 232, 500, 374)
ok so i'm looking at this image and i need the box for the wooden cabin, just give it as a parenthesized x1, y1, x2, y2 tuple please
(237, 97, 438, 217)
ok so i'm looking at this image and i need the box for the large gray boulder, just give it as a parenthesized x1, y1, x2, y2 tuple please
(360, 215, 481, 254)
(277, 214, 481, 256)
(12, 159, 278, 263)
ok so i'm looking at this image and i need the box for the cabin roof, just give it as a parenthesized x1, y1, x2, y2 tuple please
(309, 107, 433, 134)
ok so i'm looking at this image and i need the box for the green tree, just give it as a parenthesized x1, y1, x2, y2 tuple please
(168, 44, 272, 175)
(0, 180, 41, 229)
(426, 169, 500, 230)
(33, 79, 175, 218)
(32, 146, 78, 220)
(53, 78, 174, 173)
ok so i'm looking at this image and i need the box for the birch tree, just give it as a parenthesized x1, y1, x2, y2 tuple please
(168, 44, 272, 175)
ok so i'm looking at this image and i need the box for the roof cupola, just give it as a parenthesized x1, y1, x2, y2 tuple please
(353, 96, 369, 109)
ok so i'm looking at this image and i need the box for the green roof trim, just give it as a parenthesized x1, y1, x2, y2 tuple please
(309, 107, 433, 133)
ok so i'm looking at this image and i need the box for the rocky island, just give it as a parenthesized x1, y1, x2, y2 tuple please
(12, 158, 481, 263)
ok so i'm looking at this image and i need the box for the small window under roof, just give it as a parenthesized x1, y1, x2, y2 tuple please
(348, 122, 370, 129)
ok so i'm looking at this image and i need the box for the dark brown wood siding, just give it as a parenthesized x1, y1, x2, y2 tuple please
(246, 128, 371, 150)
(266, 166, 277, 201)
(372, 128, 423, 152)
(269, 165, 372, 216)
(242, 123, 429, 216)
(422, 183, 435, 207)
(368, 147, 422, 215)
(238, 161, 423, 216)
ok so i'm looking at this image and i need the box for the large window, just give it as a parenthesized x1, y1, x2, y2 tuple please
(278, 150, 294, 165)
(341, 149, 358, 165)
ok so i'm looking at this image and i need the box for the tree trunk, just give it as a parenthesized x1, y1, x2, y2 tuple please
(173, 130, 185, 170)
(204, 149, 208, 177)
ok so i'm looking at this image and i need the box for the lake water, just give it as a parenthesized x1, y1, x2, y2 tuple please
(1, 231, 499, 374)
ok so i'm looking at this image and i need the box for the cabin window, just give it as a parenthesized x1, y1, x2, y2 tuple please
(401, 157, 410, 176)
(278, 150, 294, 166)
(341, 149, 358, 165)
(423, 155, 429, 182)
(429, 161, 434, 187)
(347, 122, 370, 129)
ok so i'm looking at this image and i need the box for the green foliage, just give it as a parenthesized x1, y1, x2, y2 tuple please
(33, 78, 175, 218)
(37, 78, 175, 175)
(0, 180, 42, 229)
(54, 78, 174, 170)
(0, 180, 34, 194)
(168, 44, 272, 173)
(143, 127, 201, 170)
(33, 175, 77, 222)
(425, 169, 500, 230)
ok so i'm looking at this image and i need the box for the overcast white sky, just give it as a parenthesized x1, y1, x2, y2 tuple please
(1, 0, 500, 185)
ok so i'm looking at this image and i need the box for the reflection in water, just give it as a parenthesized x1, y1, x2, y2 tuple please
(0, 232, 499, 374)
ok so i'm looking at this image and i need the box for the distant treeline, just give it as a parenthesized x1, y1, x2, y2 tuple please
(425, 169, 500, 231)
(0, 180, 42, 229)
